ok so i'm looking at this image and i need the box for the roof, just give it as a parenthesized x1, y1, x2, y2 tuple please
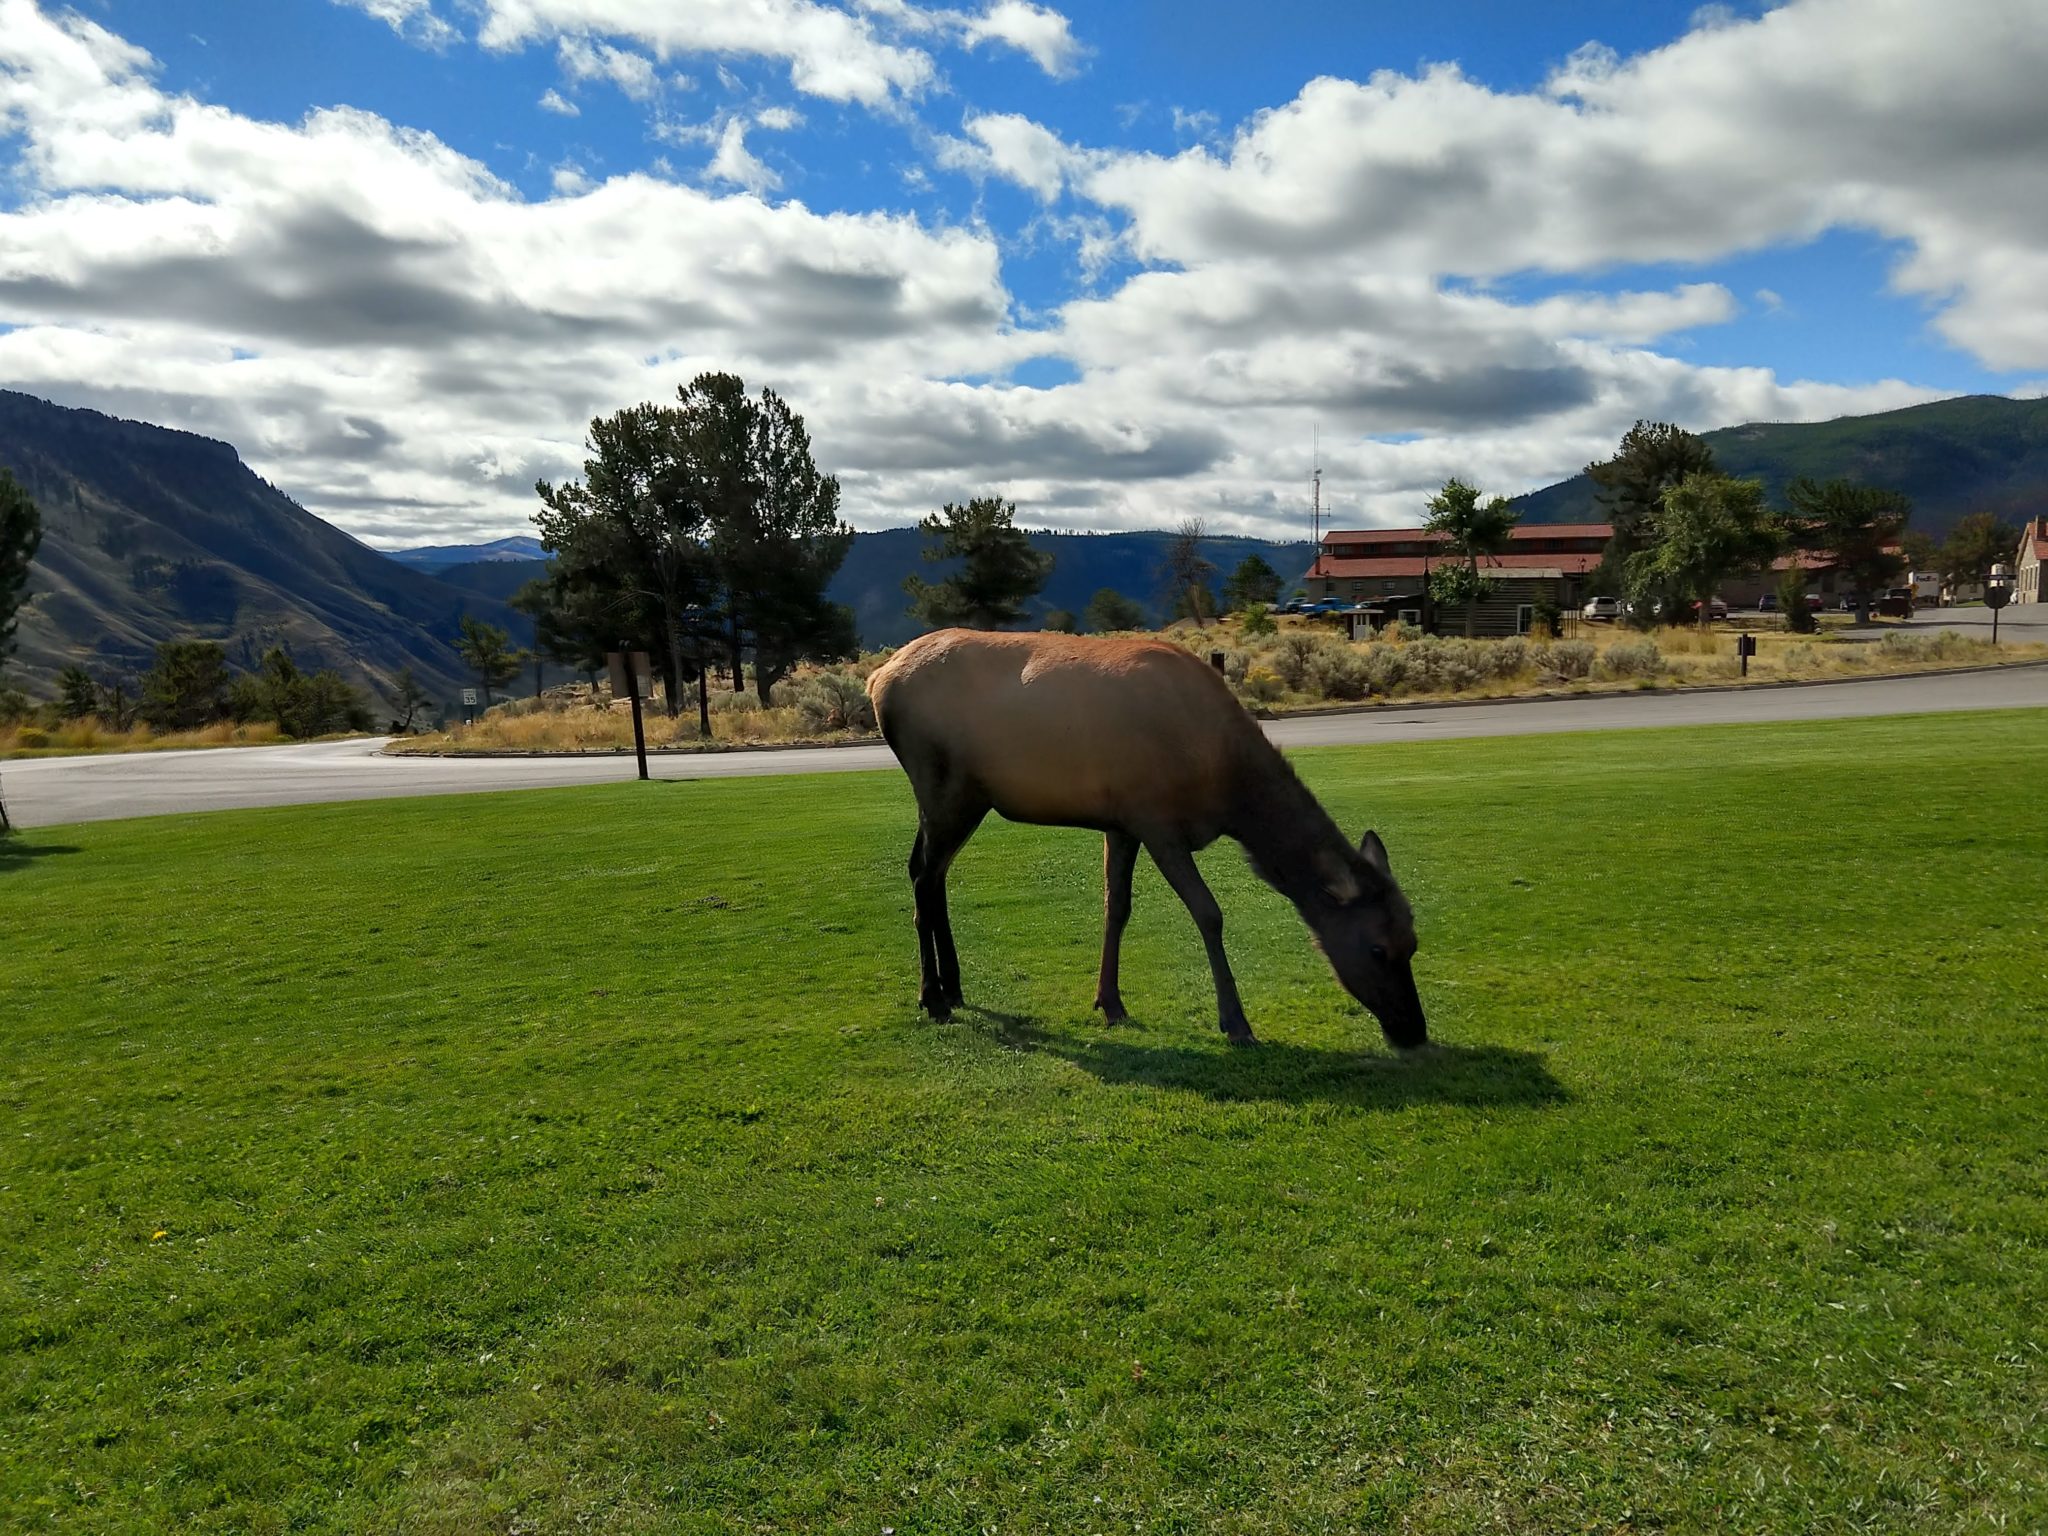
(1309, 551, 1606, 579)
(1319, 523, 1612, 548)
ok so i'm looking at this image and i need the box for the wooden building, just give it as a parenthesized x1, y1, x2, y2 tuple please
(1302, 524, 1610, 636)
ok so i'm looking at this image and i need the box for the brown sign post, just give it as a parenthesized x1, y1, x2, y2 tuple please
(607, 649, 653, 781)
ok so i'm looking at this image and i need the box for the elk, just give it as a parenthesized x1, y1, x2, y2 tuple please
(866, 629, 1428, 1049)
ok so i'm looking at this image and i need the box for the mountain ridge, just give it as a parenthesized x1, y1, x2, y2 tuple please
(0, 391, 530, 709)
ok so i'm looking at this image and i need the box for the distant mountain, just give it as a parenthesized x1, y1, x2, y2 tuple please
(384, 535, 547, 571)
(1511, 394, 2048, 536)
(0, 391, 533, 710)
(831, 528, 1316, 649)
(415, 528, 1317, 653)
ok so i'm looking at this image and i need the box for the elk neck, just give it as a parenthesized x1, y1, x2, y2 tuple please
(1221, 739, 1360, 908)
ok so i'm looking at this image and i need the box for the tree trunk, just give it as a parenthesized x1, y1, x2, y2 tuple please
(1463, 554, 1478, 638)
(756, 656, 783, 707)
(663, 616, 688, 720)
(533, 652, 544, 698)
(729, 608, 745, 692)
(696, 644, 712, 737)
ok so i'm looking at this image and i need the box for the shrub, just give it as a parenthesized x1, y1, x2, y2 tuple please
(710, 687, 763, 715)
(1239, 606, 1276, 637)
(792, 672, 875, 734)
(1364, 647, 1408, 696)
(14, 725, 50, 749)
(1376, 619, 1410, 645)
(1271, 633, 1328, 691)
(1241, 666, 1285, 704)
(1598, 639, 1663, 679)
(1488, 637, 1533, 679)
(1780, 566, 1817, 633)
(1304, 644, 1371, 700)
(1546, 640, 1596, 680)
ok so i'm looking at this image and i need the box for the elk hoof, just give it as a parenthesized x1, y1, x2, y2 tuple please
(1093, 994, 1129, 1025)
(1223, 1024, 1259, 1048)
(920, 991, 953, 1020)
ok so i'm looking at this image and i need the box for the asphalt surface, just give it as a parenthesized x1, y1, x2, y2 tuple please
(8, 663, 2045, 830)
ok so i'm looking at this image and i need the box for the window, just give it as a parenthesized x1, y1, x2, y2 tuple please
(1350, 580, 1365, 595)
(1397, 607, 1421, 626)
(1516, 604, 1534, 635)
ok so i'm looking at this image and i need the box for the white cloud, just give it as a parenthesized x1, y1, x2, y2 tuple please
(960, 1, 1083, 77)
(537, 86, 578, 115)
(0, 0, 2036, 549)
(556, 35, 660, 100)
(936, 111, 1078, 201)
(704, 118, 779, 194)
(475, 0, 935, 106)
(330, 0, 458, 48)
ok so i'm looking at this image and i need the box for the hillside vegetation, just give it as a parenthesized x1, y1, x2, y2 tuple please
(0, 392, 530, 706)
(1514, 394, 2048, 536)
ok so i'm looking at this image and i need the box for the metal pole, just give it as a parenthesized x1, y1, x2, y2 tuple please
(629, 683, 649, 781)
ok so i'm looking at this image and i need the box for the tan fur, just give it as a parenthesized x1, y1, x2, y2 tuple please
(867, 629, 1261, 835)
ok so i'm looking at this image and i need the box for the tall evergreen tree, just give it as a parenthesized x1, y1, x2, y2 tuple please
(904, 496, 1053, 630)
(535, 402, 715, 727)
(454, 616, 525, 707)
(390, 665, 432, 732)
(0, 468, 42, 678)
(1585, 421, 1718, 597)
(56, 665, 100, 720)
(1784, 477, 1911, 624)
(139, 639, 231, 731)
(1939, 512, 2020, 590)
(679, 373, 857, 703)
(1422, 477, 1519, 637)
(1626, 474, 1782, 627)
(1222, 553, 1283, 613)
(1083, 587, 1148, 633)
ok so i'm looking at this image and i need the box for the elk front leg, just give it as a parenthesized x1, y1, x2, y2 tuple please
(1094, 830, 1139, 1023)
(1145, 837, 1254, 1045)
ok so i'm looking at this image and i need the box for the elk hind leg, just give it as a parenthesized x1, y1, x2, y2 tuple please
(915, 795, 987, 1016)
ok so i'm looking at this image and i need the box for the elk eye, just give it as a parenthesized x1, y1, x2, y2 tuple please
(1369, 945, 1388, 961)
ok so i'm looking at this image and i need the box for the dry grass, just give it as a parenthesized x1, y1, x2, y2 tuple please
(393, 667, 883, 756)
(391, 626, 2046, 755)
(0, 716, 290, 759)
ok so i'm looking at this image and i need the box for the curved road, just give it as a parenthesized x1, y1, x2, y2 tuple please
(6, 663, 2045, 829)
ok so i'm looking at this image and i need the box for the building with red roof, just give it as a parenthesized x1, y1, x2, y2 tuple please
(2016, 517, 2047, 605)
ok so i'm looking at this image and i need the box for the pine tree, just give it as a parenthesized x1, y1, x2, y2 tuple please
(904, 496, 1053, 629)
(0, 469, 42, 677)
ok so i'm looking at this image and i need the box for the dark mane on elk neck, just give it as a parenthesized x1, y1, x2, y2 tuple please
(866, 628, 1428, 1050)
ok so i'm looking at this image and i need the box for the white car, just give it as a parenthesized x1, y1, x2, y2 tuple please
(1582, 596, 1623, 621)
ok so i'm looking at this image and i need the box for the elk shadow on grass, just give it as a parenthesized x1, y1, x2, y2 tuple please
(980, 1012, 1567, 1112)
(0, 839, 81, 876)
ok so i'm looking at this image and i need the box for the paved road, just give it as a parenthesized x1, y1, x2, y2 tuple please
(6, 664, 2045, 829)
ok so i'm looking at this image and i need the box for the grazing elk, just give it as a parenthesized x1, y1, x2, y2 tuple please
(866, 629, 1428, 1049)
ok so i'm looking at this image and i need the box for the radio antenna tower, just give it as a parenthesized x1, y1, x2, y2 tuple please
(1311, 426, 1322, 547)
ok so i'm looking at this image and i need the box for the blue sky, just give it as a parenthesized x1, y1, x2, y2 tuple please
(2, 0, 2043, 542)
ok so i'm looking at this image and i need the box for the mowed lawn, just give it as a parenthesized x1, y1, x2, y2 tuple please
(3, 714, 2045, 1534)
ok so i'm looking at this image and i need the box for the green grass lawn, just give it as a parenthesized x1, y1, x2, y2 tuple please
(3, 714, 2045, 1533)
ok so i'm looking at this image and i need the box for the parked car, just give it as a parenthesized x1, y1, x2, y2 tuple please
(1582, 596, 1623, 621)
(1805, 593, 1824, 612)
(1757, 592, 1779, 612)
(1875, 587, 1915, 618)
(1688, 597, 1730, 621)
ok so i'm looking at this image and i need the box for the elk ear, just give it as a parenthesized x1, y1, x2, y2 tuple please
(1359, 829, 1391, 877)
(1315, 846, 1361, 904)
